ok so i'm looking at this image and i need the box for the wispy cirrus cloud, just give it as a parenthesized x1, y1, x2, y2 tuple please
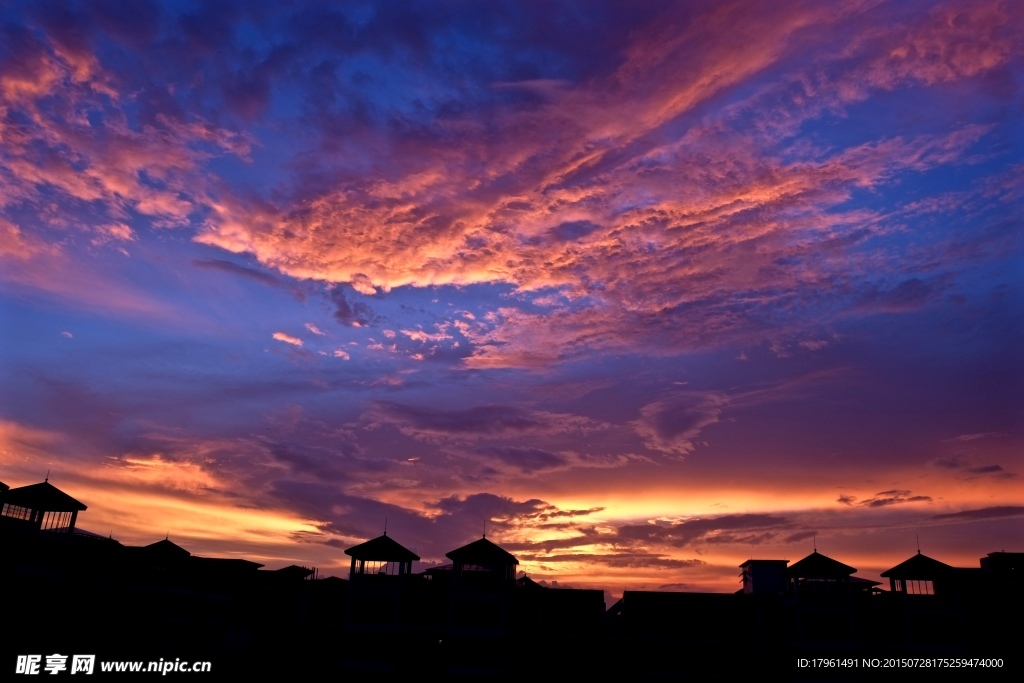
(837, 490, 934, 508)
(364, 401, 608, 441)
(929, 506, 1024, 522)
(617, 514, 798, 547)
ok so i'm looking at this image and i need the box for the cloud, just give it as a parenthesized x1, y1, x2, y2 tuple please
(261, 440, 357, 484)
(929, 506, 1024, 523)
(264, 487, 608, 561)
(0, 19, 248, 237)
(305, 323, 325, 335)
(783, 531, 817, 544)
(401, 326, 452, 344)
(365, 401, 606, 441)
(430, 493, 603, 529)
(617, 514, 796, 548)
(193, 259, 285, 289)
(798, 339, 829, 351)
(4, 1, 1014, 372)
(967, 465, 1005, 475)
(330, 286, 377, 327)
(175, 1, 1014, 370)
(952, 432, 1005, 442)
(930, 455, 1014, 478)
(272, 332, 303, 346)
(850, 278, 938, 314)
(474, 446, 569, 474)
(0, 238, 187, 322)
(633, 392, 728, 457)
(839, 489, 934, 508)
(92, 223, 136, 245)
(518, 552, 706, 570)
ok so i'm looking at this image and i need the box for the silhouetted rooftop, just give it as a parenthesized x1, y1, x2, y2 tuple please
(274, 564, 316, 579)
(446, 536, 518, 566)
(190, 556, 264, 571)
(344, 533, 420, 561)
(142, 538, 191, 560)
(740, 559, 789, 568)
(788, 550, 856, 578)
(2, 481, 87, 512)
(517, 575, 546, 590)
(881, 551, 954, 579)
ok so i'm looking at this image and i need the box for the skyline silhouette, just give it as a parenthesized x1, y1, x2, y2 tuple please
(3, 476, 1019, 678)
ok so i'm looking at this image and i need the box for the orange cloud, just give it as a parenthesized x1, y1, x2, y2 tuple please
(185, 3, 1009, 372)
(272, 331, 303, 347)
(1, 29, 248, 263)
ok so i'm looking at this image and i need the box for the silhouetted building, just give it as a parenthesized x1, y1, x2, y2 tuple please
(344, 532, 419, 579)
(273, 564, 317, 581)
(140, 537, 192, 563)
(740, 558, 789, 595)
(342, 533, 423, 631)
(0, 479, 86, 533)
(4, 472, 1022, 677)
(446, 536, 518, 586)
(882, 550, 953, 596)
(787, 550, 857, 598)
(980, 551, 1024, 583)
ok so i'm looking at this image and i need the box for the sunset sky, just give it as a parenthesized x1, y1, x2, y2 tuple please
(1, 0, 1021, 596)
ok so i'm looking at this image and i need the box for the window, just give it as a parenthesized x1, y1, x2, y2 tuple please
(1, 503, 33, 521)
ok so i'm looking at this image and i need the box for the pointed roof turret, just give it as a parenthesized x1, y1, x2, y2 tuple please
(344, 533, 419, 579)
(0, 479, 88, 532)
(344, 533, 420, 561)
(788, 550, 856, 579)
(881, 551, 953, 580)
(142, 538, 191, 561)
(2, 481, 87, 511)
(446, 536, 519, 567)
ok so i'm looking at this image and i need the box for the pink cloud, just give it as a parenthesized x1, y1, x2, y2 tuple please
(272, 331, 303, 347)
(1, 28, 248, 254)
(4, 0, 1014, 371)
(183, 4, 1009, 371)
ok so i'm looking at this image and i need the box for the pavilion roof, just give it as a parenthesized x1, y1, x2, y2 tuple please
(787, 550, 856, 578)
(446, 536, 519, 567)
(2, 481, 87, 512)
(881, 551, 954, 579)
(142, 538, 191, 560)
(344, 533, 420, 561)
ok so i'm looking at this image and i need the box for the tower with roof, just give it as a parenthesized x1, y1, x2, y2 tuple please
(882, 550, 954, 596)
(446, 535, 519, 586)
(344, 532, 420, 579)
(787, 550, 860, 598)
(0, 478, 87, 533)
